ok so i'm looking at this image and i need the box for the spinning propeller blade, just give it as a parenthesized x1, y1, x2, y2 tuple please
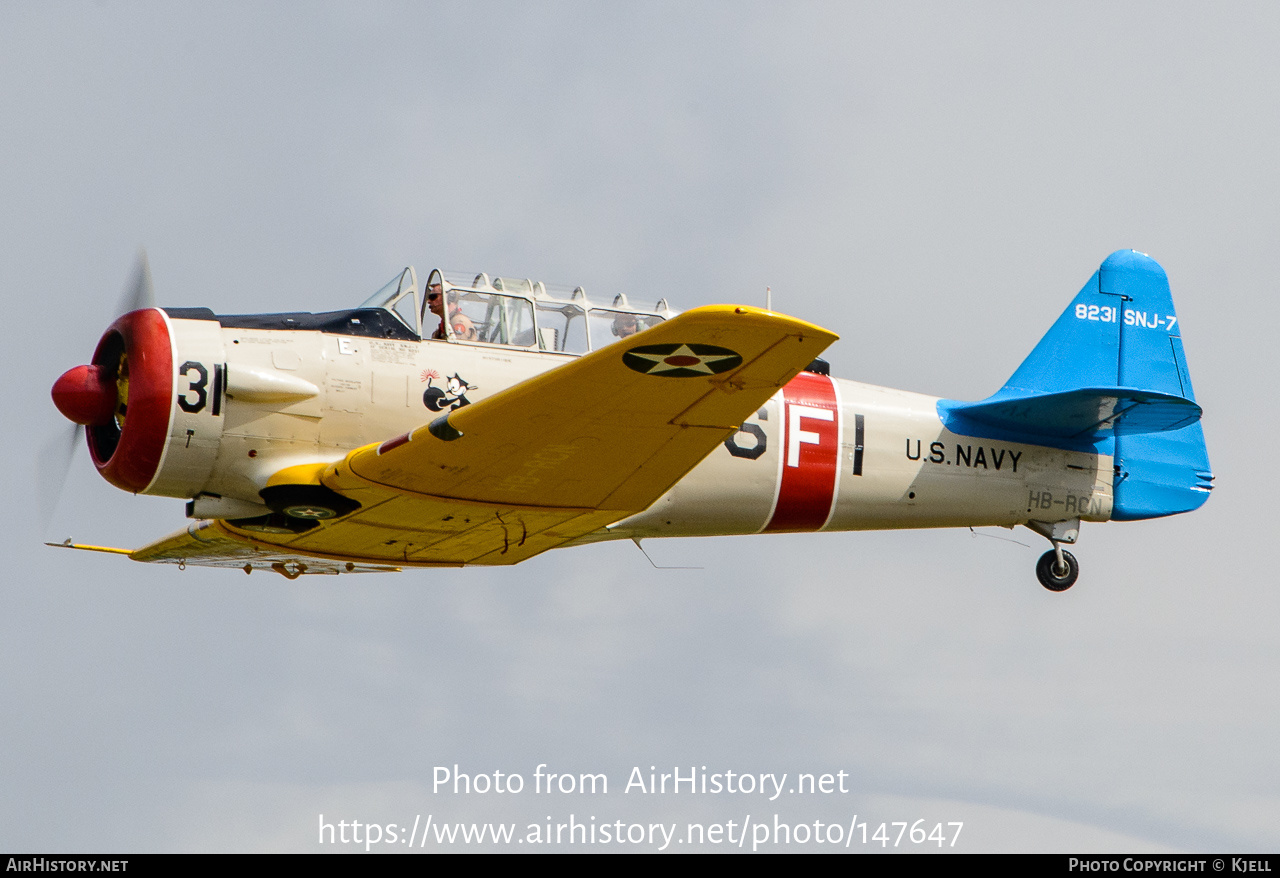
(43, 249, 156, 532)
(114, 248, 155, 316)
(38, 424, 83, 536)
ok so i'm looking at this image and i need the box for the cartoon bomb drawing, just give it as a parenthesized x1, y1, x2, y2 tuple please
(422, 370, 475, 412)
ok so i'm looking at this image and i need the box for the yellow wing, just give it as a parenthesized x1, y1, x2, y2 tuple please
(126, 305, 838, 572)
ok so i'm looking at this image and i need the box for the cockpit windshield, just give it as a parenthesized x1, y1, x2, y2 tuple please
(359, 267, 419, 336)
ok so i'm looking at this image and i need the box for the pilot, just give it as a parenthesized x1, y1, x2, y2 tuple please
(611, 312, 642, 338)
(428, 283, 446, 338)
(428, 285, 477, 341)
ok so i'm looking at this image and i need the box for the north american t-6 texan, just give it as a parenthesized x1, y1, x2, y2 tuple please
(49, 249, 1212, 591)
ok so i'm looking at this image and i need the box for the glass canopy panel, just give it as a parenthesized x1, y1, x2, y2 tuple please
(391, 292, 418, 334)
(450, 290, 537, 347)
(588, 309, 664, 349)
(359, 274, 404, 309)
(535, 301, 588, 353)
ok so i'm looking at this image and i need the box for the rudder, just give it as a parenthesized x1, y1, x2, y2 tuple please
(1097, 251, 1213, 519)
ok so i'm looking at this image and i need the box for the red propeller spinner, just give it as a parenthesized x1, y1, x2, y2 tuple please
(51, 364, 117, 426)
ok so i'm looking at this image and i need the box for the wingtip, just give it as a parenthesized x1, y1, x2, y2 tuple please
(684, 303, 840, 343)
(45, 540, 134, 556)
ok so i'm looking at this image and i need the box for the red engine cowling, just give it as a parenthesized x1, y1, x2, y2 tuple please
(53, 309, 230, 500)
(52, 309, 175, 493)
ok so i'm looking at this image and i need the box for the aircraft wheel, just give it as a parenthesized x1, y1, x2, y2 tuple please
(260, 484, 359, 521)
(283, 502, 338, 520)
(228, 513, 318, 534)
(1036, 549, 1079, 592)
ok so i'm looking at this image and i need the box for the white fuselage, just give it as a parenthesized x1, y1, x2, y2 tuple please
(160, 318, 1111, 539)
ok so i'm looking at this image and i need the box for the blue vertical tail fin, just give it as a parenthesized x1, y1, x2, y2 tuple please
(939, 250, 1213, 519)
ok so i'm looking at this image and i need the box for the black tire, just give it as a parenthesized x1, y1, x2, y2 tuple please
(260, 484, 359, 521)
(1036, 549, 1079, 592)
(227, 513, 318, 534)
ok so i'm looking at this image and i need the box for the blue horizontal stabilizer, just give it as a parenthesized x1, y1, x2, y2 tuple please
(941, 386, 1201, 444)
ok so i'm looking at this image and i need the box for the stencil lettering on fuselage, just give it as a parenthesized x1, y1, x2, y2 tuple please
(764, 372, 840, 532)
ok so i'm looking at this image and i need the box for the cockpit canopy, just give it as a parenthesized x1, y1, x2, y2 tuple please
(360, 266, 672, 353)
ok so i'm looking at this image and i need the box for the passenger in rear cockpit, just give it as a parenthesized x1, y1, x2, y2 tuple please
(429, 283, 476, 341)
(612, 313, 641, 338)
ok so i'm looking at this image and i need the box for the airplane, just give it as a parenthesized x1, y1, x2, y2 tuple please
(47, 249, 1212, 590)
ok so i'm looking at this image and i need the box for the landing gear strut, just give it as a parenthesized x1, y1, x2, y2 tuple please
(1025, 519, 1081, 592)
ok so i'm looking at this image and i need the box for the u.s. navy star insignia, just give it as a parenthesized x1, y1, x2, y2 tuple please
(622, 343, 743, 377)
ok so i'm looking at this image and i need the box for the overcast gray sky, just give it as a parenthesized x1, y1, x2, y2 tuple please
(4, 1, 1278, 852)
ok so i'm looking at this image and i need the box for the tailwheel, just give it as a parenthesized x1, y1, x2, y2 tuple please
(1036, 549, 1079, 592)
